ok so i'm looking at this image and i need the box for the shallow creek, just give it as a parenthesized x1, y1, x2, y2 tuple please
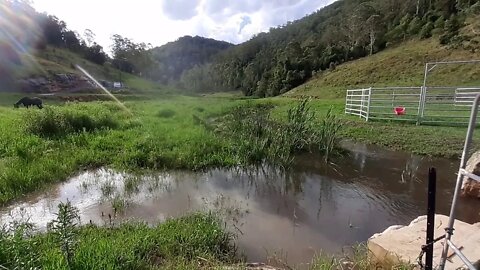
(1, 142, 479, 265)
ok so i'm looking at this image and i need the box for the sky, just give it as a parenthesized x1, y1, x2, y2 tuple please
(32, 0, 337, 52)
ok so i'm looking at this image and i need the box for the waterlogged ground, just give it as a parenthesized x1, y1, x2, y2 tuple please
(1, 142, 479, 265)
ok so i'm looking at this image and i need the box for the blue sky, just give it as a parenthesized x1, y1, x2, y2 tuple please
(32, 0, 336, 51)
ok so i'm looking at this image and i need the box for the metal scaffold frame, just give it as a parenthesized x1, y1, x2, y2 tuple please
(437, 93, 480, 270)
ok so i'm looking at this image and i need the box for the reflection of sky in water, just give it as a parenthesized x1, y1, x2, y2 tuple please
(1, 142, 479, 265)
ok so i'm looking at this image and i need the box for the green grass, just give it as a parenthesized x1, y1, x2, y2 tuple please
(0, 203, 414, 270)
(0, 94, 477, 205)
(286, 39, 480, 98)
(0, 210, 236, 269)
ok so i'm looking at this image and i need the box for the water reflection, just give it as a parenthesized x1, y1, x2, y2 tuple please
(1, 142, 479, 265)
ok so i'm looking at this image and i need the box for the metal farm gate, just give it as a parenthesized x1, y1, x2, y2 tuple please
(345, 60, 480, 125)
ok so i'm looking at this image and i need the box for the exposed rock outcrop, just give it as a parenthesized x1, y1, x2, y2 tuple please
(368, 215, 480, 270)
(462, 150, 480, 199)
(16, 73, 96, 93)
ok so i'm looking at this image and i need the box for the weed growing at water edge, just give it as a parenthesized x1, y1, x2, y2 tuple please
(318, 107, 342, 161)
(286, 98, 316, 151)
(111, 194, 129, 213)
(47, 201, 80, 268)
(214, 99, 343, 167)
(100, 179, 116, 197)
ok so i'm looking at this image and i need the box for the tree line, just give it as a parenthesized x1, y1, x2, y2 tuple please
(178, 0, 480, 96)
(1, 0, 155, 78)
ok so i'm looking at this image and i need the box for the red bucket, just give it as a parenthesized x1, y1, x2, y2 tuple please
(394, 107, 406, 115)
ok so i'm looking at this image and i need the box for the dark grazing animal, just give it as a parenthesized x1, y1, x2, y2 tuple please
(14, 97, 43, 109)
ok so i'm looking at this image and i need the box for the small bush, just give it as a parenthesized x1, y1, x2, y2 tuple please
(47, 201, 80, 268)
(420, 22, 434, 39)
(23, 104, 120, 137)
(157, 108, 176, 118)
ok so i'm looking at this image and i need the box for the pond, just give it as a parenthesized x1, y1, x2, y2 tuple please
(1, 142, 479, 266)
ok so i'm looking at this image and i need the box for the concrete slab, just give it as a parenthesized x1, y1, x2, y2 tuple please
(368, 215, 480, 270)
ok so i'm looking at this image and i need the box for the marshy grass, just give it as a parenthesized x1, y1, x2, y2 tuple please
(111, 194, 129, 213)
(1, 94, 468, 206)
(0, 204, 237, 269)
(23, 102, 125, 138)
(100, 179, 116, 197)
(213, 99, 343, 167)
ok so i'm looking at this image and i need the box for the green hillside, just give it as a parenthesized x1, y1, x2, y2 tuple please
(285, 38, 480, 99)
(9, 47, 163, 93)
(175, 1, 480, 97)
(149, 36, 233, 84)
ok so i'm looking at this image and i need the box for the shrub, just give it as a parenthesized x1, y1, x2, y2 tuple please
(23, 103, 120, 137)
(420, 22, 434, 39)
(157, 108, 176, 118)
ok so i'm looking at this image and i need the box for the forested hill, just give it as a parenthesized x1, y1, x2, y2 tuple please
(148, 36, 233, 84)
(178, 0, 480, 97)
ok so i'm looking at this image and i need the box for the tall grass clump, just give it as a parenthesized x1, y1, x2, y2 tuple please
(215, 99, 342, 167)
(317, 107, 342, 161)
(23, 103, 122, 137)
(286, 98, 316, 151)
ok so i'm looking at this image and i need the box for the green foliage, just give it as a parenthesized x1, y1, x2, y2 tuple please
(23, 103, 122, 138)
(47, 201, 80, 268)
(150, 36, 232, 84)
(215, 99, 342, 166)
(0, 95, 477, 205)
(420, 22, 435, 39)
(439, 15, 462, 44)
(157, 108, 176, 118)
(0, 221, 39, 270)
(111, 34, 153, 75)
(408, 17, 423, 35)
(175, 0, 478, 97)
(286, 98, 316, 151)
(0, 212, 236, 269)
(318, 108, 342, 161)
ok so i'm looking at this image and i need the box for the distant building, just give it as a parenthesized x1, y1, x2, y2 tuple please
(113, 82, 123, 88)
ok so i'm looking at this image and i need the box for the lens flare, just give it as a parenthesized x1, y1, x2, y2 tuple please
(75, 65, 132, 115)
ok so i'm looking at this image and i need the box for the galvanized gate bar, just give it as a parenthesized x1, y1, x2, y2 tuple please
(438, 93, 480, 270)
(446, 240, 476, 270)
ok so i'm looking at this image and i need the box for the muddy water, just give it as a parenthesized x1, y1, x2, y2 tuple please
(1, 142, 479, 265)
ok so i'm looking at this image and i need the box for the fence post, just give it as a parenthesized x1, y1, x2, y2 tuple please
(366, 87, 372, 122)
(417, 86, 426, 125)
(345, 90, 349, 114)
(425, 168, 437, 270)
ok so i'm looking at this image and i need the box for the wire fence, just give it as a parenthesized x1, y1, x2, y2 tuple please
(345, 86, 480, 125)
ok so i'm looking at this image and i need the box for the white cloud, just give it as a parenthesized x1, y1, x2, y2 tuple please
(32, 0, 337, 51)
